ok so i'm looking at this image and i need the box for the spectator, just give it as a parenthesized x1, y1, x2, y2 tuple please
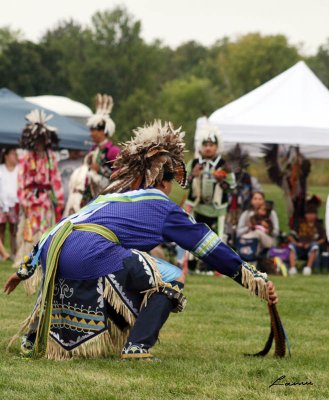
(0, 147, 18, 258)
(237, 192, 279, 239)
(236, 192, 279, 257)
(249, 203, 274, 236)
(288, 205, 326, 276)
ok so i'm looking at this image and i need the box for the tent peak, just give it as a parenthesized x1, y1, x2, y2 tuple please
(208, 61, 329, 157)
(0, 88, 22, 100)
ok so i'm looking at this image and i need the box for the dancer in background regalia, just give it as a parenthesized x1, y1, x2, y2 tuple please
(82, 93, 120, 205)
(13, 110, 64, 295)
(263, 144, 310, 229)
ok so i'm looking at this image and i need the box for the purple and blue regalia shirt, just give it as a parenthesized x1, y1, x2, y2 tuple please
(40, 188, 243, 280)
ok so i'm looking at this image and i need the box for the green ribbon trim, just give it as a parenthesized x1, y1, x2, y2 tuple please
(33, 221, 119, 357)
(94, 194, 169, 203)
(73, 223, 119, 243)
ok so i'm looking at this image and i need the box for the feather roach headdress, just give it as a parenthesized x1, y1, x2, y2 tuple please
(87, 93, 115, 137)
(20, 109, 59, 150)
(197, 123, 223, 155)
(104, 120, 187, 193)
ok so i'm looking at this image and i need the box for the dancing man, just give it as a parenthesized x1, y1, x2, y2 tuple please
(5, 121, 278, 361)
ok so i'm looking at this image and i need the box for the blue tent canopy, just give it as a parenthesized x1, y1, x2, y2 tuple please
(0, 88, 90, 150)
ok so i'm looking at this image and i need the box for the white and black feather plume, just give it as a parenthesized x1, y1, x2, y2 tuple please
(87, 93, 115, 137)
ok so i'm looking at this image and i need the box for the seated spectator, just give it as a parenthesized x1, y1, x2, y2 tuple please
(240, 202, 275, 255)
(249, 203, 274, 236)
(288, 205, 326, 276)
(237, 191, 279, 241)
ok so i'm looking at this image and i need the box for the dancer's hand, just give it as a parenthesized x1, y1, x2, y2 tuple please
(4, 273, 22, 295)
(267, 281, 278, 305)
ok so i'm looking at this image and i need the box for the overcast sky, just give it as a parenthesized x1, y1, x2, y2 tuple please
(1, 0, 328, 54)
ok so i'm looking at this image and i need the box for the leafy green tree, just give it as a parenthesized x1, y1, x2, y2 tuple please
(87, 7, 173, 105)
(307, 38, 329, 88)
(0, 10, 308, 154)
(213, 33, 301, 99)
(40, 20, 92, 101)
(0, 41, 56, 95)
(0, 26, 23, 53)
(159, 75, 221, 149)
(114, 88, 159, 141)
(171, 41, 208, 79)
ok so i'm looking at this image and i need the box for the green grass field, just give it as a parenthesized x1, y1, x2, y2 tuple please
(0, 261, 328, 400)
(0, 183, 328, 399)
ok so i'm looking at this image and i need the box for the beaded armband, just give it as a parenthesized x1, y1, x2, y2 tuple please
(16, 244, 40, 280)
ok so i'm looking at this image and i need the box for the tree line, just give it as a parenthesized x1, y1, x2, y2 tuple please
(0, 6, 328, 148)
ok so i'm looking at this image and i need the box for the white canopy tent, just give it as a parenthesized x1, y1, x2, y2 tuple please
(25, 95, 93, 125)
(208, 61, 329, 159)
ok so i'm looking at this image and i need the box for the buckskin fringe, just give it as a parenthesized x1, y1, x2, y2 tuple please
(103, 282, 136, 327)
(241, 264, 269, 301)
(46, 331, 115, 361)
(23, 267, 42, 296)
(107, 319, 131, 353)
(45, 318, 131, 360)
